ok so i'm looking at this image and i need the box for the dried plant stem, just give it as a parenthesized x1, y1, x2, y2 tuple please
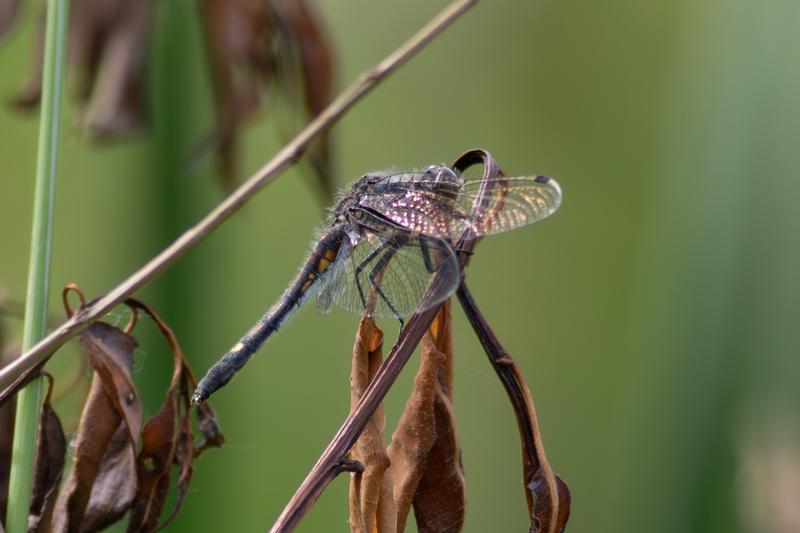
(456, 282, 568, 532)
(0, 0, 478, 393)
(6, 0, 70, 530)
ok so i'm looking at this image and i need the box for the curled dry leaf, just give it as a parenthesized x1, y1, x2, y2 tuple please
(346, 303, 465, 533)
(52, 320, 142, 531)
(129, 392, 177, 531)
(195, 400, 226, 456)
(348, 317, 397, 533)
(389, 300, 466, 533)
(28, 374, 66, 533)
(197, 0, 335, 194)
(13, 0, 154, 137)
(125, 299, 225, 531)
(409, 302, 466, 533)
(45, 286, 224, 532)
(503, 351, 571, 533)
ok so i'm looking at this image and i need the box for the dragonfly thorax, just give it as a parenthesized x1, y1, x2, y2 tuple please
(331, 166, 464, 225)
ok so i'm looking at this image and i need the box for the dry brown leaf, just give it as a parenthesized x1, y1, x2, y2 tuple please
(52, 321, 141, 531)
(125, 299, 224, 531)
(410, 303, 465, 533)
(73, 0, 153, 137)
(83, 424, 139, 531)
(4, 0, 334, 194)
(279, 0, 336, 200)
(196, 0, 270, 187)
(28, 374, 66, 533)
(389, 335, 442, 529)
(14, 0, 154, 138)
(508, 361, 570, 533)
(388, 301, 465, 533)
(348, 317, 397, 533)
(128, 392, 178, 531)
(197, 0, 335, 194)
(195, 400, 226, 456)
(173, 414, 196, 512)
(0, 286, 223, 532)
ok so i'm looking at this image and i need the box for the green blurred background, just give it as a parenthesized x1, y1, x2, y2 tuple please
(2, 0, 799, 531)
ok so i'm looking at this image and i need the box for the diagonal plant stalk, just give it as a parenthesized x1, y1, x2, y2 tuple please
(0, 0, 477, 394)
(5, 0, 70, 531)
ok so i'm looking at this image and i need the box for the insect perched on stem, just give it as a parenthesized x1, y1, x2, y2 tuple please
(193, 164, 561, 403)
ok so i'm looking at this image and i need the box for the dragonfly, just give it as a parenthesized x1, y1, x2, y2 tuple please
(193, 165, 561, 403)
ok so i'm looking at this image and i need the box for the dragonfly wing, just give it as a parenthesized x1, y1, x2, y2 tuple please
(317, 229, 460, 319)
(316, 242, 350, 314)
(357, 171, 561, 239)
(456, 175, 562, 236)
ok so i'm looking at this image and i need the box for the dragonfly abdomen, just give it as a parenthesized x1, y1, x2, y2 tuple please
(193, 227, 345, 403)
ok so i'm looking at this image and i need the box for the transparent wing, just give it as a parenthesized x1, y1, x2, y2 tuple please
(458, 175, 562, 236)
(357, 172, 562, 239)
(316, 241, 349, 315)
(316, 228, 460, 319)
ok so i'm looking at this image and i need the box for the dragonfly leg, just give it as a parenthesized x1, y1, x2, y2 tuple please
(418, 238, 437, 274)
(368, 248, 404, 324)
(354, 239, 394, 313)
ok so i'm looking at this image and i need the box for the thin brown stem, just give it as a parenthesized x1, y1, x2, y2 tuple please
(456, 282, 569, 533)
(0, 0, 477, 393)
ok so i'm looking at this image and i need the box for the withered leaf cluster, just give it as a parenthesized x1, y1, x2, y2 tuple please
(9, 0, 153, 136)
(198, 0, 335, 194)
(0, 286, 224, 532)
(0, 0, 335, 193)
(348, 303, 466, 533)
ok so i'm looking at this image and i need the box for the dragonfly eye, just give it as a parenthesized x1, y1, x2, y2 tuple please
(422, 165, 459, 184)
(422, 164, 458, 183)
(437, 166, 459, 181)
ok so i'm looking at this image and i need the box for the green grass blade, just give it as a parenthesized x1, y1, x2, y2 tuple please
(5, 0, 70, 531)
